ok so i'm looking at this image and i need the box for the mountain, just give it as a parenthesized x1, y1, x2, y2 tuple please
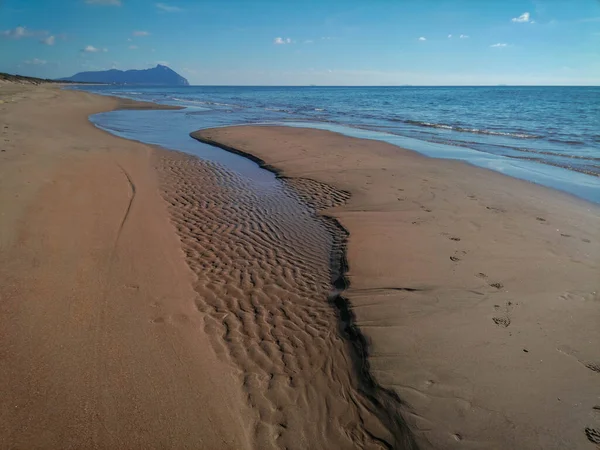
(59, 65, 189, 86)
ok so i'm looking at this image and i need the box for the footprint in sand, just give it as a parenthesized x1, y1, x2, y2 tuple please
(449, 249, 467, 262)
(492, 316, 511, 327)
(441, 232, 461, 241)
(585, 362, 600, 373)
(486, 206, 506, 213)
(489, 282, 504, 290)
(476, 272, 488, 279)
(536, 217, 546, 222)
(585, 427, 600, 445)
(492, 300, 513, 328)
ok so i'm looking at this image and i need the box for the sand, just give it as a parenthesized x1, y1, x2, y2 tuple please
(0, 85, 415, 449)
(194, 126, 600, 449)
(0, 85, 252, 449)
(2, 82, 599, 450)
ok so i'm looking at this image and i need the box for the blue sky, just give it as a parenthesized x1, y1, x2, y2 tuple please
(1, 0, 599, 85)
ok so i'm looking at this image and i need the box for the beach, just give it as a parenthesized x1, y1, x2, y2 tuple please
(194, 126, 600, 449)
(1, 84, 599, 449)
(0, 85, 253, 449)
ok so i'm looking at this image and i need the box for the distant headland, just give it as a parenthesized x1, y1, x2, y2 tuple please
(59, 64, 189, 86)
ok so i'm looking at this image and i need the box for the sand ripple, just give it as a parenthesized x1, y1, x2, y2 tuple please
(155, 149, 414, 450)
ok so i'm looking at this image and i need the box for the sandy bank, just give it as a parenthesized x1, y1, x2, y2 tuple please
(0, 85, 251, 449)
(193, 126, 600, 449)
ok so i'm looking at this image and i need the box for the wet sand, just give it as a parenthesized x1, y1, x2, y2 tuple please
(194, 126, 600, 449)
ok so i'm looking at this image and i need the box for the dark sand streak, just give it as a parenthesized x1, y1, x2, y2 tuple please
(192, 133, 418, 449)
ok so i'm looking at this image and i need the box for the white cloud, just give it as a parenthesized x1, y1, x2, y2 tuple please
(41, 35, 55, 45)
(183, 67, 197, 74)
(82, 45, 108, 52)
(460, 34, 469, 39)
(418, 37, 426, 41)
(24, 58, 46, 65)
(156, 3, 182, 12)
(1, 26, 47, 39)
(128, 45, 138, 49)
(133, 30, 150, 36)
(512, 12, 531, 23)
(274, 37, 292, 44)
(448, 34, 452, 38)
(85, 0, 121, 5)
(304, 39, 314, 44)
(490, 43, 508, 48)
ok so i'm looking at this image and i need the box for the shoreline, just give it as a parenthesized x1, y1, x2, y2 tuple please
(273, 122, 600, 206)
(76, 84, 600, 206)
(193, 125, 600, 449)
(188, 134, 418, 447)
(194, 126, 600, 209)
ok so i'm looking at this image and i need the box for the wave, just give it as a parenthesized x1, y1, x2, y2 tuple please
(264, 107, 294, 113)
(401, 120, 540, 139)
(171, 97, 242, 108)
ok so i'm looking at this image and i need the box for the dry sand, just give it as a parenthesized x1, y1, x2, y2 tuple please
(0, 85, 253, 449)
(194, 126, 600, 449)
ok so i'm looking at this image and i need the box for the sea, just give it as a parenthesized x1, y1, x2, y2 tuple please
(70, 85, 600, 204)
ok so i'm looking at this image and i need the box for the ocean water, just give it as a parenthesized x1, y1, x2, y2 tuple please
(72, 85, 600, 204)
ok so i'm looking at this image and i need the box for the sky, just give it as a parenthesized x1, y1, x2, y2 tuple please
(1, 0, 599, 85)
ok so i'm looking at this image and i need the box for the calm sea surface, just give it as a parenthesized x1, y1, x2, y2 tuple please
(72, 85, 600, 204)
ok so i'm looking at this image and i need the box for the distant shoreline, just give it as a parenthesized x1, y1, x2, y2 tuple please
(78, 84, 600, 204)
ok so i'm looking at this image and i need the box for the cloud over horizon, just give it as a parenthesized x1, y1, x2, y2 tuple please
(1, 26, 47, 39)
(156, 3, 182, 12)
(24, 58, 46, 65)
(85, 0, 121, 5)
(41, 35, 55, 45)
(512, 12, 532, 23)
(490, 43, 508, 48)
(82, 45, 108, 53)
(133, 31, 150, 36)
(274, 37, 292, 44)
